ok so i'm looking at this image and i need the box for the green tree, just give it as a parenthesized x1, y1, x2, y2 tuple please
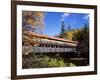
(59, 21, 66, 38)
(72, 24, 89, 58)
(59, 23, 74, 40)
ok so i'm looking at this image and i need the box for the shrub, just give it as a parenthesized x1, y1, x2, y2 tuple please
(22, 53, 76, 69)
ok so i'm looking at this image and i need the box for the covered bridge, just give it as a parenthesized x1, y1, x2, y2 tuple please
(23, 31, 78, 54)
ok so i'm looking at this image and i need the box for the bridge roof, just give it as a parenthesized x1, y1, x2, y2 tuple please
(23, 30, 78, 44)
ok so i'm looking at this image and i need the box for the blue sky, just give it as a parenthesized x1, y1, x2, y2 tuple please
(43, 12, 89, 36)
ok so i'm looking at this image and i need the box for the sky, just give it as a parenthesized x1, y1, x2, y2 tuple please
(43, 12, 89, 36)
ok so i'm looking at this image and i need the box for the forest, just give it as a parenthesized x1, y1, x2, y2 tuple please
(22, 11, 89, 68)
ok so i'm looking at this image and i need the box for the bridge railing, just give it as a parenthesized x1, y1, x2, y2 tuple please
(33, 46, 76, 53)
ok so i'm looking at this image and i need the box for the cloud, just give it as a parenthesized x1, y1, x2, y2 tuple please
(62, 13, 70, 18)
(83, 14, 89, 20)
(61, 13, 70, 21)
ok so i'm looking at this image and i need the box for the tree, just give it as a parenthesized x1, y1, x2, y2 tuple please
(60, 24, 74, 40)
(64, 31, 74, 40)
(22, 11, 45, 55)
(72, 24, 89, 58)
(59, 22, 74, 40)
(22, 30, 41, 55)
(22, 11, 45, 34)
(59, 21, 66, 38)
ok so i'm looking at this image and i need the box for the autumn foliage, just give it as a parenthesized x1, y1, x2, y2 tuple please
(22, 11, 45, 55)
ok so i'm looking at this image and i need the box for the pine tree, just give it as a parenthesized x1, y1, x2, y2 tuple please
(59, 21, 66, 38)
